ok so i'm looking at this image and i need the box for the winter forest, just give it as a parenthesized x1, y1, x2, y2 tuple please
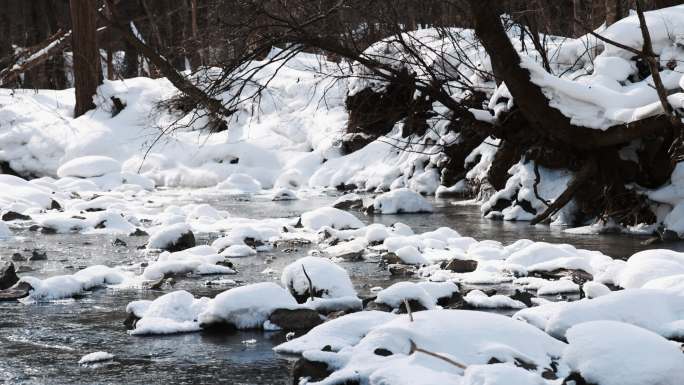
(2, 0, 684, 384)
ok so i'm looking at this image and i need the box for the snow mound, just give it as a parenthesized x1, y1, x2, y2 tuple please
(147, 223, 194, 251)
(300, 207, 363, 231)
(615, 249, 684, 289)
(274, 311, 396, 354)
(464, 290, 526, 309)
(128, 290, 210, 335)
(20, 265, 127, 301)
(0, 175, 57, 210)
(393, 245, 428, 265)
(281, 257, 357, 300)
(198, 282, 299, 329)
(57, 156, 121, 178)
(304, 310, 565, 385)
(564, 321, 684, 385)
(516, 289, 684, 339)
(217, 173, 262, 193)
(371, 188, 433, 214)
(142, 247, 236, 280)
(78, 351, 115, 365)
(375, 281, 436, 309)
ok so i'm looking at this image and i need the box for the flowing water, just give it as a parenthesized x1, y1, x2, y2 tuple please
(1, 190, 681, 385)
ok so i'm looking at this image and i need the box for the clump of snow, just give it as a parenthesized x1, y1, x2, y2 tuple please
(374, 281, 436, 310)
(300, 207, 363, 231)
(371, 188, 433, 214)
(57, 156, 121, 178)
(78, 351, 115, 365)
(220, 244, 257, 258)
(217, 173, 262, 193)
(614, 249, 684, 289)
(464, 290, 526, 309)
(147, 223, 193, 250)
(141, 247, 236, 280)
(393, 245, 428, 265)
(281, 256, 357, 300)
(128, 290, 210, 335)
(564, 321, 684, 385)
(20, 265, 127, 301)
(198, 282, 299, 329)
(582, 281, 611, 299)
(274, 311, 396, 354)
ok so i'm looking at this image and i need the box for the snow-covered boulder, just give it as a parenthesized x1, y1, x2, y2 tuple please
(299, 207, 364, 230)
(301, 310, 565, 385)
(57, 156, 121, 178)
(371, 188, 433, 214)
(464, 290, 526, 309)
(147, 223, 196, 252)
(374, 281, 436, 310)
(142, 246, 236, 280)
(281, 257, 357, 302)
(393, 245, 428, 265)
(219, 244, 257, 258)
(198, 282, 299, 329)
(20, 266, 126, 301)
(615, 249, 684, 289)
(127, 290, 210, 335)
(563, 321, 684, 385)
(217, 173, 262, 193)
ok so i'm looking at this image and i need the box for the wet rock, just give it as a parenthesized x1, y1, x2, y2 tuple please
(243, 237, 264, 249)
(530, 269, 593, 285)
(510, 290, 536, 308)
(373, 348, 393, 357)
(0, 262, 19, 290)
(268, 308, 323, 330)
(0, 281, 32, 301)
(15, 265, 34, 273)
(129, 228, 148, 237)
(340, 132, 374, 153)
(123, 313, 139, 330)
(28, 225, 41, 232)
(332, 196, 364, 210)
(436, 291, 464, 308)
(1, 211, 30, 221)
(50, 200, 62, 211)
(442, 258, 478, 273)
(165, 230, 196, 252)
(380, 252, 401, 264)
(10, 253, 25, 262)
(562, 372, 596, 385)
(365, 301, 393, 312)
(291, 358, 331, 385)
(112, 238, 127, 247)
(387, 264, 416, 277)
(29, 250, 47, 261)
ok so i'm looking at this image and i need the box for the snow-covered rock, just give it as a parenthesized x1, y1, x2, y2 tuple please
(147, 223, 195, 252)
(78, 351, 115, 365)
(281, 257, 357, 301)
(563, 321, 684, 385)
(217, 173, 262, 193)
(300, 207, 363, 231)
(57, 156, 121, 178)
(371, 188, 433, 214)
(198, 282, 299, 329)
(128, 290, 210, 335)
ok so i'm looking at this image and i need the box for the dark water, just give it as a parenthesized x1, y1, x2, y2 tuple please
(1, 191, 680, 385)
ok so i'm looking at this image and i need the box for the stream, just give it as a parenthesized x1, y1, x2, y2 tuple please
(1, 190, 681, 385)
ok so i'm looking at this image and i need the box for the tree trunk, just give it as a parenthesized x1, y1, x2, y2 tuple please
(605, 0, 621, 26)
(70, 0, 100, 117)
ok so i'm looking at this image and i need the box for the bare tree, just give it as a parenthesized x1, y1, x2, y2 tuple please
(70, 0, 101, 117)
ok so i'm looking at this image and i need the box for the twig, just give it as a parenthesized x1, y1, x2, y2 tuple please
(301, 265, 315, 302)
(409, 340, 467, 370)
(403, 299, 414, 322)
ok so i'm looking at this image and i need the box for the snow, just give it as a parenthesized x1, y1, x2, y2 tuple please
(274, 311, 396, 354)
(216, 173, 262, 193)
(374, 281, 437, 310)
(198, 282, 300, 329)
(0, 221, 11, 238)
(564, 321, 684, 385)
(220, 244, 257, 258)
(393, 245, 428, 265)
(371, 188, 433, 214)
(299, 207, 364, 231)
(128, 290, 210, 335)
(615, 249, 684, 289)
(281, 257, 357, 299)
(303, 310, 565, 385)
(78, 351, 114, 365)
(20, 266, 127, 301)
(147, 223, 193, 250)
(57, 156, 121, 178)
(141, 247, 236, 280)
(517, 289, 684, 339)
(464, 290, 526, 309)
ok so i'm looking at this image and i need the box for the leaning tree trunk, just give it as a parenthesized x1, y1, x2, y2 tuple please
(70, 0, 101, 117)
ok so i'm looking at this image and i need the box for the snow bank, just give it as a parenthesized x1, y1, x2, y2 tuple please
(564, 321, 684, 385)
(57, 156, 121, 178)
